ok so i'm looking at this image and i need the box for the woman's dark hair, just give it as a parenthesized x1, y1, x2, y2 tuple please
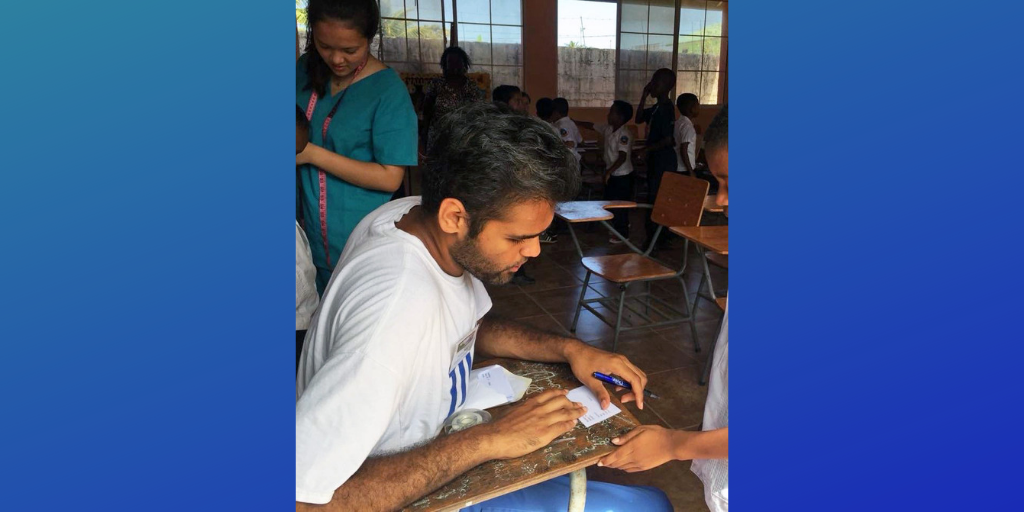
(303, 0, 380, 98)
(423, 102, 581, 237)
(440, 46, 471, 73)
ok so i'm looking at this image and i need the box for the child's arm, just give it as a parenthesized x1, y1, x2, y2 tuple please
(679, 142, 695, 173)
(598, 425, 728, 472)
(635, 83, 651, 124)
(603, 151, 628, 184)
(574, 120, 595, 131)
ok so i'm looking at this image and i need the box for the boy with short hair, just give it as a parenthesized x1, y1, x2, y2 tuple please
(535, 97, 554, 122)
(551, 97, 583, 163)
(675, 93, 700, 175)
(635, 69, 678, 251)
(576, 100, 635, 243)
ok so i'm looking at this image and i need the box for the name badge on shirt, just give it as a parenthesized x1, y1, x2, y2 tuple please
(449, 323, 479, 373)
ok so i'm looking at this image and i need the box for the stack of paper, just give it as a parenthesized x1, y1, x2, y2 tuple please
(566, 386, 621, 427)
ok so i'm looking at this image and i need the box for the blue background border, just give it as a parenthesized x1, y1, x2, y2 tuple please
(1, 0, 1023, 510)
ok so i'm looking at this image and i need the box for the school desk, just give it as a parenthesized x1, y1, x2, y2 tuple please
(554, 200, 642, 257)
(404, 358, 641, 512)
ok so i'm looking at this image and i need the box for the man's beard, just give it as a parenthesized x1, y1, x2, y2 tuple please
(450, 237, 524, 285)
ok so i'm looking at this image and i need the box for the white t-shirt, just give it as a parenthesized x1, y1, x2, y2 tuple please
(296, 221, 319, 330)
(691, 300, 728, 512)
(594, 123, 634, 177)
(295, 197, 492, 505)
(674, 116, 698, 173)
(553, 116, 583, 162)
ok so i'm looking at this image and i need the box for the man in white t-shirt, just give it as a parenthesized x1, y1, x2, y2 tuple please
(674, 93, 700, 174)
(598, 104, 729, 512)
(575, 100, 635, 244)
(296, 102, 671, 512)
(551, 97, 583, 162)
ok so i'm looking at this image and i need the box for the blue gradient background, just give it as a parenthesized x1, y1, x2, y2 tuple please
(0, 0, 1022, 510)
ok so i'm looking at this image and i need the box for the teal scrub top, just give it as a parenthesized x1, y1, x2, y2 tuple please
(297, 54, 418, 292)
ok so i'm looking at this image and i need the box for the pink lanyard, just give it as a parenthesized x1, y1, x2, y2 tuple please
(303, 62, 364, 267)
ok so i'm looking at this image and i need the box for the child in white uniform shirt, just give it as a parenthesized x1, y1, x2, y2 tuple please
(674, 93, 700, 174)
(296, 101, 669, 512)
(598, 105, 729, 512)
(575, 100, 635, 243)
(551, 97, 583, 162)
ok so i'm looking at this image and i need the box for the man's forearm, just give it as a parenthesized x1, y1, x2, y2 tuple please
(476, 314, 581, 363)
(298, 427, 493, 511)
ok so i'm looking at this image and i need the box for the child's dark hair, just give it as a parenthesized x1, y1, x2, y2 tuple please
(676, 93, 699, 116)
(652, 68, 676, 92)
(492, 84, 521, 104)
(302, 0, 380, 99)
(552, 97, 569, 116)
(610, 100, 633, 122)
(297, 105, 308, 127)
(535, 98, 554, 119)
(440, 46, 471, 72)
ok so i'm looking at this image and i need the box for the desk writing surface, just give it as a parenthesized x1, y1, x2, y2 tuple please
(669, 225, 729, 255)
(405, 359, 640, 512)
(555, 201, 636, 223)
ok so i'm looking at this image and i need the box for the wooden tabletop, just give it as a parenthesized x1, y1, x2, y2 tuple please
(405, 359, 640, 512)
(668, 225, 729, 254)
(555, 200, 636, 223)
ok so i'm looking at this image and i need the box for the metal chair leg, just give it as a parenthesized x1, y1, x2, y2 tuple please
(678, 275, 701, 353)
(568, 468, 587, 512)
(571, 271, 592, 332)
(613, 284, 627, 352)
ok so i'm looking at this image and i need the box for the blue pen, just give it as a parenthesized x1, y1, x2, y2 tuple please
(592, 372, 660, 399)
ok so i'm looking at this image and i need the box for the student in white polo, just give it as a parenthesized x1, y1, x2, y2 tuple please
(575, 100, 636, 244)
(551, 97, 583, 162)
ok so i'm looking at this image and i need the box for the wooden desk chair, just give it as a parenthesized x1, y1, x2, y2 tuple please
(693, 241, 728, 317)
(569, 173, 709, 351)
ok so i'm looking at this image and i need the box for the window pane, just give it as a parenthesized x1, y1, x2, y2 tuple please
(677, 35, 702, 70)
(619, 32, 647, 70)
(700, 71, 720, 104)
(617, 69, 647, 105)
(458, 0, 491, 24)
(492, 0, 522, 25)
(679, 0, 707, 35)
(705, 1, 726, 37)
(676, 71, 701, 98)
(558, 0, 617, 108)
(406, 21, 422, 63)
(491, 65, 522, 89)
(647, 34, 673, 70)
(621, 0, 649, 33)
(492, 25, 522, 66)
(381, 20, 409, 62)
(404, 0, 419, 19)
(380, 0, 406, 18)
(460, 23, 492, 65)
(419, 22, 450, 70)
(649, 0, 675, 34)
(701, 36, 722, 71)
(418, 0, 443, 20)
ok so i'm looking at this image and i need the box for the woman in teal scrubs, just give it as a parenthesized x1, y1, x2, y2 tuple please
(297, 0, 417, 293)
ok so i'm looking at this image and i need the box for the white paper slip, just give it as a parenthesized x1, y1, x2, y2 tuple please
(566, 386, 621, 428)
(463, 365, 533, 411)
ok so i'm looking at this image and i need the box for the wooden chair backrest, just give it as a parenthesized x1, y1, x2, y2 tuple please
(651, 172, 709, 228)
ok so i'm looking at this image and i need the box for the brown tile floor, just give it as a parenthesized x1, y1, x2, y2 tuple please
(484, 209, 727, 511)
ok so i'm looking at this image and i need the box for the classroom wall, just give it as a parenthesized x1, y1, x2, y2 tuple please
(521, 0, 724, 135)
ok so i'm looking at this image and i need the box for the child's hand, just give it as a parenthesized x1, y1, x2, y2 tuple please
(598, 425, 683, 472)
